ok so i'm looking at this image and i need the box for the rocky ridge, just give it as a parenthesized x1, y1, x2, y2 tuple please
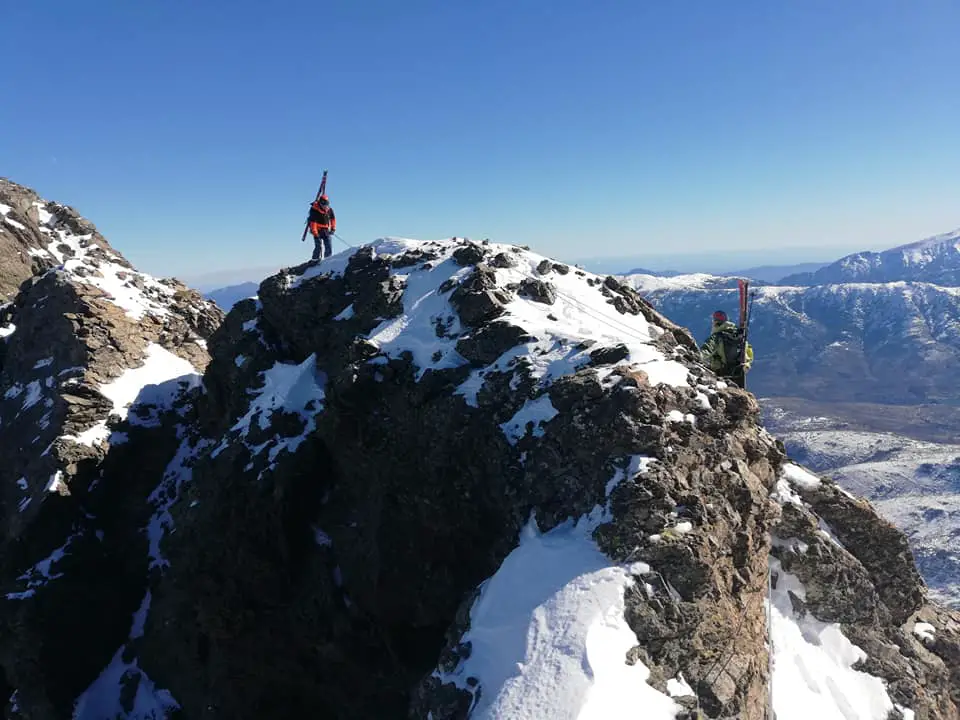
(0, 187, 955, 719)
(73, 239, 960, 717)
(0, 179, 223, 718)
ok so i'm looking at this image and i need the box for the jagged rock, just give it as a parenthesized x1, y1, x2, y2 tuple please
(588, 343, 630, 366)
(536, 259, 553, 275)
(455, 322, 535, 366)
(450, 264, 512, 325)
(0, 179, 223, 718)
(770, 464, 960, 718)
(518, 277, 556, 305)
(452, 242, 486, 266)
(797, 481, 925, 623)
(489, 252, 518, 269)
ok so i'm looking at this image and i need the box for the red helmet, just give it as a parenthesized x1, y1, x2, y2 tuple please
(319, 194, 329, 202)
(712, 310, 727, 323)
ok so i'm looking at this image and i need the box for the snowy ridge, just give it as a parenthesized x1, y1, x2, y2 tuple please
(27, 197, 177, 320)
(291, 238, 691, 405)
(619, 271, 743, 292)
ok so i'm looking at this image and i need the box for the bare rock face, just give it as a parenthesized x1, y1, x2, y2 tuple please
(0, 179, 223, 718)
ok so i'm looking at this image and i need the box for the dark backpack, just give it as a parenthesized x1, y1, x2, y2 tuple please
(717, 327, 743, 373)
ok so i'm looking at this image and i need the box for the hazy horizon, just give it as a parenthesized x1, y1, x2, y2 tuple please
(182, 240, 874, 291)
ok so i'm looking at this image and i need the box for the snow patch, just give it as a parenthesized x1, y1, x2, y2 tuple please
(772, 478, 804, 506)
(5, 532, 79, 599)
(147, 435, 214, 569)
(210, 354, 325, 480)
(73, 591, 180, 719)
(769, 556, 899, 719)
(499, 395, 558, 444)
(45, 470, 67, 494)
(434, 511, 679, 718)
(783, 463, 822, 490)
(912, 622, 936, 643)
(21, 380, 44, 410)
(334, 304, 355, 320)
(666, 673, 695, 698)
(64, 343, 199, 444)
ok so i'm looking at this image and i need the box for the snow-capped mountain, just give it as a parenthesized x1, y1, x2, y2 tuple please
(625, 272, 960, 404)
(0, 183, 957, 720)
(780, 228, 960, 286)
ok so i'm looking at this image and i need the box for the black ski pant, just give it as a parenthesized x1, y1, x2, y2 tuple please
(312, 231, 333, 261)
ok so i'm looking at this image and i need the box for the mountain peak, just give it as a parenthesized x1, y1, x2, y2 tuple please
(781, 226, 960, 286)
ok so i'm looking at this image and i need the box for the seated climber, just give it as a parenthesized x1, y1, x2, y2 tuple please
(700, 310, 753, 389)
(307, 195, 337, 262)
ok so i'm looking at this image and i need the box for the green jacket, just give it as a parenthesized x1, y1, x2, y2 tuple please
(700, 320, 753, 374)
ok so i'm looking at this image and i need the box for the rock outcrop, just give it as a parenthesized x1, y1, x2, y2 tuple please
(0, 200, 956, 720)
(0, 180, 223, 718)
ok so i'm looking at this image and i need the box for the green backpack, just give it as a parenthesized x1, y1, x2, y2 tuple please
(717, 327, 744, 373)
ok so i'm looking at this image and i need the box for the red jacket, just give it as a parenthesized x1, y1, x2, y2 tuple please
(308, 201, 336, 233)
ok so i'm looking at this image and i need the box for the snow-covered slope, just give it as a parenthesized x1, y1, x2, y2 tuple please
(781, 228, 960, 286)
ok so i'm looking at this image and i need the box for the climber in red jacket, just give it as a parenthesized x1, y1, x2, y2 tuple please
(307, 195, 336, 262)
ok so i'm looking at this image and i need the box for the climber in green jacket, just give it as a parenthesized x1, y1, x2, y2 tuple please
(700, 310, 753, 389)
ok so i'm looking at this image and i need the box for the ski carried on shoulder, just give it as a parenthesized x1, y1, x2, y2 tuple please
(737, 278, 753, 385)
(300, 170, 328, 243)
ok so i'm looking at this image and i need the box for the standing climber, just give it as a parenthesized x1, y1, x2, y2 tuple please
(307, 195, 336, 262)
(700, 310, 753, 389)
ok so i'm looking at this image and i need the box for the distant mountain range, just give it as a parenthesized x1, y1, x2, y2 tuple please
(729, 262, 826, 283)
(621, 262, 827, 283)
(205, 281, 258, 310)
(619, 225, 960, 404)
(781, 229, 960, 285)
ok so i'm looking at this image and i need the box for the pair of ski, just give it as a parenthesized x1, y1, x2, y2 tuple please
(737, 278, 753, 377)
(300, 170, 329, 243)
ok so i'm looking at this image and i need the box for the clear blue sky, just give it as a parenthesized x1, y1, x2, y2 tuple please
(3, 0, 959, 282)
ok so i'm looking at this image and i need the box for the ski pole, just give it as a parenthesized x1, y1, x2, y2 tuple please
(333, 232, 356, 248)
